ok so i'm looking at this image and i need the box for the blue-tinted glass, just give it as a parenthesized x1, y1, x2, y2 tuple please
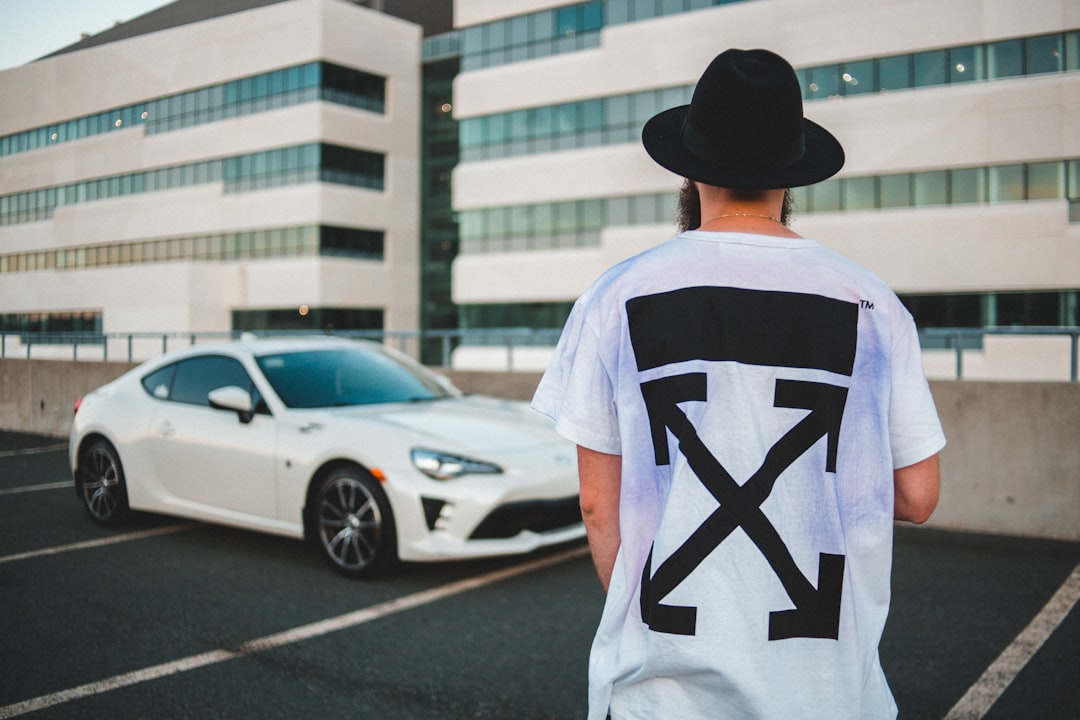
(460, 118, 483, 147)
(555, 103, 577, 134)
(989, 165, 1025, 202)
(913, 50, 947, 87)
(950, 45, 984, 83)
(487, 114, 507, 143)
(508, 110, 529, 140)
(808, 65, 841, 98)
(1066, 31, 1080, 71)
(556, 7, 577, 37)
(950, 168, 985, 204)
(1027, 162, 1063, 199)
(1067, 160, 1080, 200)
(582, 1, 603, 31)
(533, 106, 554, 138)
(810, 180, 841, 212)
(841, 59, 874, 95)
(606, 0, 630, 24)
(582, 99, 603, 130)
(842, 177, 876, 209)
(461, 26, 482, 54)
(1026, 34, 1063, 75)
(988, 39, 1023, 78)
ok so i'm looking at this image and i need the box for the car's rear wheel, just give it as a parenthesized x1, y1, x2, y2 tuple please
(79, 439, 130, 525)
(313, 466, 397, 577)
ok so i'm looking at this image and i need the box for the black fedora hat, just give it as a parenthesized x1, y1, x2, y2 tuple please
(642, 48, 844, 189)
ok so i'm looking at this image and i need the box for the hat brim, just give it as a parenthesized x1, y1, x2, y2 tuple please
(642, 105, 845, 189)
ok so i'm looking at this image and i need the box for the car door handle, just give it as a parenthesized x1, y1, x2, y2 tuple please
(155, 421, 176, 437)
(299, 422, 323, 434)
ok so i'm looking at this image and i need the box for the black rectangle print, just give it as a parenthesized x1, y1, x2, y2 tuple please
(626, 286, 858, 376)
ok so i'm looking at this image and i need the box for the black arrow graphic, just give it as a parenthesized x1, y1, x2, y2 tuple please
(639, 374, 848, 640)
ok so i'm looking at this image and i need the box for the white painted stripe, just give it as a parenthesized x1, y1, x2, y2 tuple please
(0, 543, 590, 718)
(0, 481, 71, 496)
(944, 562, 1080, 720)
(0, 443, 68, 458)
(0, 524, 193, 565)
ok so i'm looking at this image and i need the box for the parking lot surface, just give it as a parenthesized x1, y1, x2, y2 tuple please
(1, 431, 1077, 719)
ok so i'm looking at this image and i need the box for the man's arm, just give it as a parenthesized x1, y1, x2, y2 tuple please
(577, 445, 622, 592)
(894, 453, 940, 524)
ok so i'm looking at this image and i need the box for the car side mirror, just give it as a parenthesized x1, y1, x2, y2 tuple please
(208, 386, 255, 424)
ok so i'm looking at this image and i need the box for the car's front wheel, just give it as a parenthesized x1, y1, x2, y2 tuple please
(313, 466, 397, 578)
(78, 439, 130, 525)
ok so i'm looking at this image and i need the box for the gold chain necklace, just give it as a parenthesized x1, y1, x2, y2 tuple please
(701, 212, 782, 225)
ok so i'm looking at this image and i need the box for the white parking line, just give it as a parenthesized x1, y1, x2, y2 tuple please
(0, 481, 71, 496)
(0, 543, 590, 718)
(0, 443, 68, 458)
(944, 561, 1080, 720)
(0, 524, 193, 565)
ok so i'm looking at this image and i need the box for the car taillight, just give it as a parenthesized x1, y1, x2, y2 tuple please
(74, 397, 83, 415)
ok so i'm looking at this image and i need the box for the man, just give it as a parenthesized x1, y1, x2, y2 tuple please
(532, 49, 944, 719)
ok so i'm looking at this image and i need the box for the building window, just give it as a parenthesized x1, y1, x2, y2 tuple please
(0, 62, 384, 158)
(232, 307, 383, 334)
(0, 143, 384, 226)
(0, 311, 103, 343)
(459, 30, 1079, 162)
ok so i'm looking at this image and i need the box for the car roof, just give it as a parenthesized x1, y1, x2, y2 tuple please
(149, 336, 380, 365)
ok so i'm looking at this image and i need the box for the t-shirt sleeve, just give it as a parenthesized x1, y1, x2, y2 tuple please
(531, 300, 622, 455)
(888, 307, 947, 469)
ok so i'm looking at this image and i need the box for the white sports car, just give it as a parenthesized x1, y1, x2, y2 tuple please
(70, 337, 583, 577)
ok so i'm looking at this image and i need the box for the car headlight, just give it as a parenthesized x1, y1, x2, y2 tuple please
(410, 448, 503, 480)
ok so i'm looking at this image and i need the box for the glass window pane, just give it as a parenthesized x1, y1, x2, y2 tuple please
(807, 64, 841, 99)
(950, 168, 985, 204)
(1066, 31, 1080, 72)
(810, 179, 841, 212)
(913, 49, 947, 87)
(582, 1, 603, 32)
(989, 164, 1025, 202)
(1067, 159, 1080, 201)
(842, 176, 876, 210)
(913, 170, 947, 205)
(841, 59, 874, 95)
(1027, 161, 1063, 199)
(878, 55, 911, 91)
(988, 39, 1024, 79)
(1026, 35, 1064, 75)
(950, 45, 984, 83)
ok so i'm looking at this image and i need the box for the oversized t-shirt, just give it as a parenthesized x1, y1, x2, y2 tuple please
(532, 231, 946, 720)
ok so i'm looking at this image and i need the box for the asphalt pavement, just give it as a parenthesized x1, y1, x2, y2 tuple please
(1, 431, 1077, 719)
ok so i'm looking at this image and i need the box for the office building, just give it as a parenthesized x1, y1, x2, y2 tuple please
(0, 0, 446, 358)
(450, 0, 1079, 378)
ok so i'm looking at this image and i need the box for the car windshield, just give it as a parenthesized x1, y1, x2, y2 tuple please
(255, 346, 451, 408)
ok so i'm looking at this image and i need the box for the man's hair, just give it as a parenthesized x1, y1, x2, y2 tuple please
(676, 180, 793, 232)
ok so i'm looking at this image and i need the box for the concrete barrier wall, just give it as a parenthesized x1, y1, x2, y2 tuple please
(2, 359, 1076, 541)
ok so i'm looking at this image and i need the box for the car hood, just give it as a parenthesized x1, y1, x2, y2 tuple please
(301, 395, 562, 452)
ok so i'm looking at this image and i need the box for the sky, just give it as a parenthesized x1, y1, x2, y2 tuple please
(0, 0, 174, 71)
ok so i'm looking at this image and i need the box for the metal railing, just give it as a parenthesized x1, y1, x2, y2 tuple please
(0, 328, 564, 370)
(920, 326, 1080, 382)
(2, 326, 1077, 380)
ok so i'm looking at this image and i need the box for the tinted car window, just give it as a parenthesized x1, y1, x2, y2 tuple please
(167, 355, 260, 408)
(141, 365, 176, 399)
(256, 346, 449, 408)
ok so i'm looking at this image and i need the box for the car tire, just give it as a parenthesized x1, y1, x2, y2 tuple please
(313, 466, 397, 578)
(78, 439, 130, 525)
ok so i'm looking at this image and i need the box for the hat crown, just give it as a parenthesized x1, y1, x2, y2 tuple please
(682, 49, 806, 170)
(640, 47, 844, 189)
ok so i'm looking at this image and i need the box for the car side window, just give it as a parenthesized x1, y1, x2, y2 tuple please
(141, 365, 176, 399)
(144, 355, 268, 414)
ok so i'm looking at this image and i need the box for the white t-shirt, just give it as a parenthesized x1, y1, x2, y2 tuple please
(533, 231, 946, 720)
